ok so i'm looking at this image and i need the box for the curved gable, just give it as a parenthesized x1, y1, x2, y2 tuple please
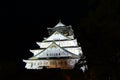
(29, 42, 79, 59)
(43, 31, 71, 41)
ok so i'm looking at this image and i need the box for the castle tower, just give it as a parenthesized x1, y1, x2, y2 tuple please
(23, 21, 87, 72)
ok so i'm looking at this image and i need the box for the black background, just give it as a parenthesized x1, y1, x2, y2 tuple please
(0, 0, 120, 80)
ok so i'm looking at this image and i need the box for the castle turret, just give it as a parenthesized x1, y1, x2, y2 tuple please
(47, 21, 74, 38)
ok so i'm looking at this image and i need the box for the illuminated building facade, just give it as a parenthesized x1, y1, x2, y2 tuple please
(23, 21, 87, 71)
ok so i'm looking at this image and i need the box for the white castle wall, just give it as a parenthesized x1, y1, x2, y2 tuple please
(23, 59, 79, 69)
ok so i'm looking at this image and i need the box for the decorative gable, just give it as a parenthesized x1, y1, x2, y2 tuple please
(29, 47, 82, 57)
(37, 39, 78, 48)
(43, 31, 70, 41)
(29, 42, 79, 59)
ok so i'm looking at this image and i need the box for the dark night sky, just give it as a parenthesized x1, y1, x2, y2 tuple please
(1, 0, 120, 80)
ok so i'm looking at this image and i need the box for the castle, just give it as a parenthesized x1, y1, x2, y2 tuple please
(23, 21, 87, 72)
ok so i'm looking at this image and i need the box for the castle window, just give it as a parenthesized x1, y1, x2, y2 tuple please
(64, 61, 67, 65)
(50, 61, 56, 65)
(31, 63, 33, 67)
(38, 62, 42, 65)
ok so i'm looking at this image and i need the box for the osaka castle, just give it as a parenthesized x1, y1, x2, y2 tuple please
(23, 21, 87, 71)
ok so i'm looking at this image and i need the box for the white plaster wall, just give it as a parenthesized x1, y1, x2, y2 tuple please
(65, 47, 83, 55)
(23, 59, 79, 69)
